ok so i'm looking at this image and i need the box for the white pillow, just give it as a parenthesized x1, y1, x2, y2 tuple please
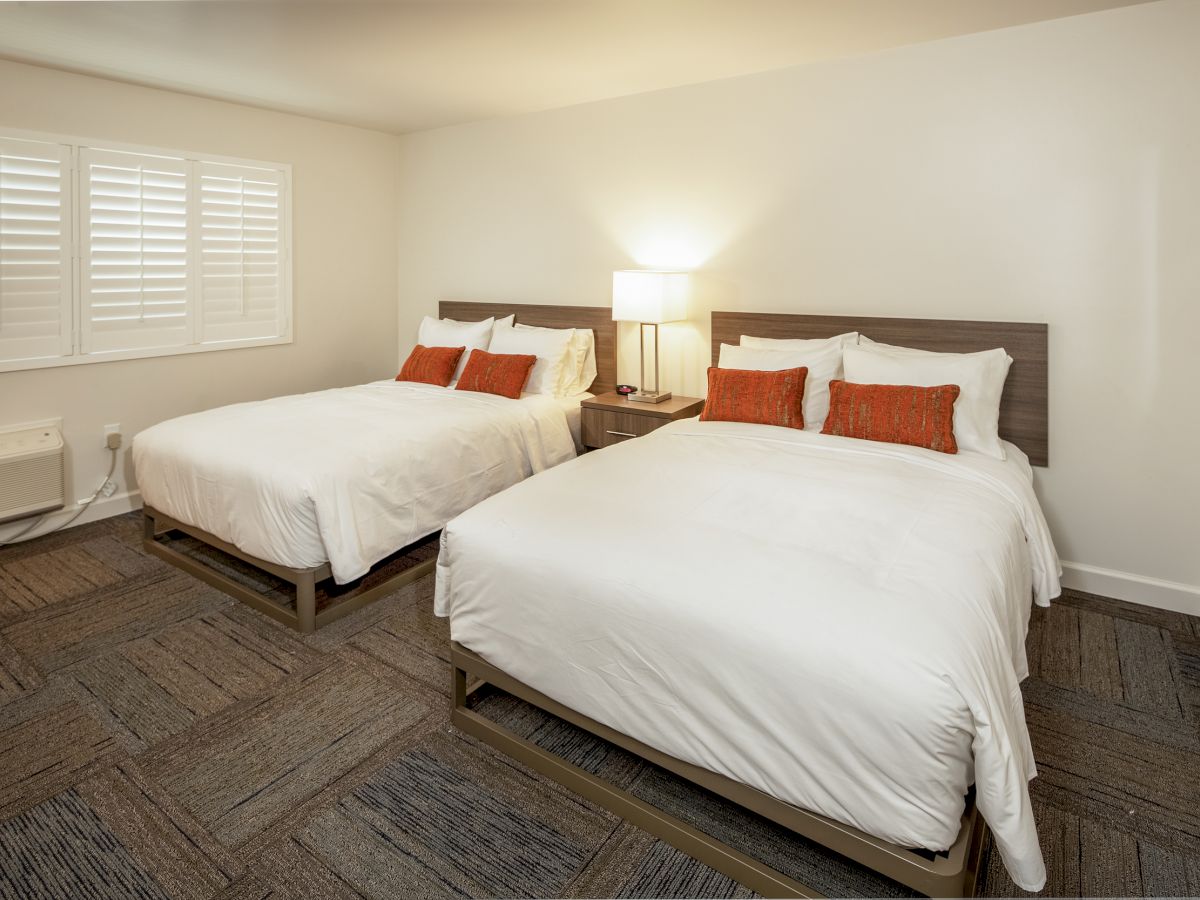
(843, 342, 1012, 459)
(418, 315, 494, 383)
(575, 329, 598, 394)
(718, 341, 844, 431)
(515, 323, 595, 395)
(488, 322, 575, 396)
(444, 313, 514, 343)
(490, 314, 514, 339)
(741, 332, 859, 351)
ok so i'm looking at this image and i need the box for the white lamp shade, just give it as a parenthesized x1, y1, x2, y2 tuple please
(612, 270, 689, 324)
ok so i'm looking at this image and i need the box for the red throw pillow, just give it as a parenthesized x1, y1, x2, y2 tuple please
(396, 344, 464, 387)
(700, 366, 808, 429)
(455, 349, 537, 399)
(821, 380, 960, 454)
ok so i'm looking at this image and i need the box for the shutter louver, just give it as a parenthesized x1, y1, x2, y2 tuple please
(199, 162, 286, 344)
(80, 148, 190, 354)
(0, 137, 71, 364)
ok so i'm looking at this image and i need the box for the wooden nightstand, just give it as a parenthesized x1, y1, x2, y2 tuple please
(581, 392, 704, 450)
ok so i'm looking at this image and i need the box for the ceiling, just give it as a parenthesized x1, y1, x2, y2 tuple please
(0, 0, 1150, 135)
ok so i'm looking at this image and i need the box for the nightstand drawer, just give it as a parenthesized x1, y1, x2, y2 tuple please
(582, 408, 661, 449)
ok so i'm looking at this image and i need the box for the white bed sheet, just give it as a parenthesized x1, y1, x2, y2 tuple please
(134, 380, 580, 583)
(558, 391, 592, 451)
(435, 419, 1061, 891)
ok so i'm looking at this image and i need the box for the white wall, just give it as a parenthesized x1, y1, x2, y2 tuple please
(396, 1, 1200, 608)
(0, 60, 401, 537)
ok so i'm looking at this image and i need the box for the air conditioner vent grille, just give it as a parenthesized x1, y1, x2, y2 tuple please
(0, 426, 65, 524)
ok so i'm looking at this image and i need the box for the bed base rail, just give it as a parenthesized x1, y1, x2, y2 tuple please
(143, 506, 435, 633)
(450, 641, 985, 898)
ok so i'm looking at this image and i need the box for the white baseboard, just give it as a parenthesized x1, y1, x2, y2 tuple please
(1061, 560, 1200, 618)
(0, 489, 142, 544)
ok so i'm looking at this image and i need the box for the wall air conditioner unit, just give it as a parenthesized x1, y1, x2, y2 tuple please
(0, 425, 65, 524)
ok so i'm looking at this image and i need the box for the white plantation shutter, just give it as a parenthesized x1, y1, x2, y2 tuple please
(0, 128, 291, 371)
(0, 137, 72, 364)
(80, 147, 191, 355)
(198, 162, 287, 343)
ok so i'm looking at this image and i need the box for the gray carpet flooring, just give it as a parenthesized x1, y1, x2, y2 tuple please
(0, 512, 1198, 898)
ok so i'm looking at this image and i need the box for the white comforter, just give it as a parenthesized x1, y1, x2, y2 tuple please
(435, 419, 1061, 891)
(134, 380, 577, 583)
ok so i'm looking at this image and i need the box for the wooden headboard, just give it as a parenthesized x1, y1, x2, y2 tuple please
(711, 311, 1049, 466)
(438, 301, 617, 396)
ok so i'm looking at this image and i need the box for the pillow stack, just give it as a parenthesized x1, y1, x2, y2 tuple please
(398, 312, 596, 400)
(714, 329, 1012, 457)
(717, 331, 857, 431)
(842, 338, 1012, 458)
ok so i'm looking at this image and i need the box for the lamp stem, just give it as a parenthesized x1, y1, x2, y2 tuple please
(639, 322, 647, 394)
(652, 323, 660, 395)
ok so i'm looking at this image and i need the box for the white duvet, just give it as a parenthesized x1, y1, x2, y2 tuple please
(134, 380, 578, 583)
(435, 419, 1061, 891)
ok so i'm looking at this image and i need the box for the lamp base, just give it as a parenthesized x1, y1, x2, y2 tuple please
(627, 390, 672, 404)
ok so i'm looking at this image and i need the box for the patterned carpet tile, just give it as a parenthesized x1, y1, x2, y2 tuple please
(241, 837, 362, 900)
(288, 730, 615, 898)
(0, 544, 123, 617)
(2, 570, 227, 673)
(614, 836, 757, 899)
(342, 610, 450, 698)
(1024, 697, 1200, 852)
(561, 821, 754, 899)
(0, 693, 125, 821)
(0, 788, 168, 900)
(68, 609, 325, 750)
(1176, 632, 1200, 724)
(214, 874, 276, 900)
(138, 655, 431, 849)
(79, 763, 240, 900)
(0, 635, 40, 706)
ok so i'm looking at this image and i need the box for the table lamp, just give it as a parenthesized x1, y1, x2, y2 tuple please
(612, 270, 689, 403)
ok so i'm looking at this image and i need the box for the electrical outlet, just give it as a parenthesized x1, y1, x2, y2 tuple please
(104, 423, 122, 450)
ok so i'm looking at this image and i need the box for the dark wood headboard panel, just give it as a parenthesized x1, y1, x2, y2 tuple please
(438, 301, 617, 395)
(711, 311, 1048, 466)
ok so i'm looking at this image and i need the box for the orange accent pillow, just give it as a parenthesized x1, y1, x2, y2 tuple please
(455, 349, 537, 399)
(396, 344, 465, 387)
(821, 380, 960, 454)
(700, 366, 808, 429)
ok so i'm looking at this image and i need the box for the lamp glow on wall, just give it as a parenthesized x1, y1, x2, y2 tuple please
(612, 270, 690, 403)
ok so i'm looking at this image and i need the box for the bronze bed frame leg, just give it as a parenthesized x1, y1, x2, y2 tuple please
(296, 572, 317, 634)
(450, 642, 985, 899)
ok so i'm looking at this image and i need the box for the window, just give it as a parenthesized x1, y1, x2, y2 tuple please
(0, 129, 291, 372)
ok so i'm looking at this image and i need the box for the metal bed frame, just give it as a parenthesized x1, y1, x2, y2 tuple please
(452, 642, 987, 898)
(139, 300, 619, 633)
(143, 505, 435, 633)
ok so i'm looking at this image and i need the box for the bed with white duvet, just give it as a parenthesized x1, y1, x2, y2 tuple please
(435, 418, 1061, 891)
(135, 380, 580, 583)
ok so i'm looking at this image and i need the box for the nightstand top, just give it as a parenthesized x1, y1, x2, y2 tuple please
(582, 392, 705, 419)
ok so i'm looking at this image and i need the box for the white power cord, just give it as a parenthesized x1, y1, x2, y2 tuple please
(0, 447, 119, 547)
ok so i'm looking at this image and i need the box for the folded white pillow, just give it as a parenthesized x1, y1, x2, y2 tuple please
(718, 341, 844, 431)
(515, 322, 596, 395)
(844, 341, 1012, 459)
(741, 332, 859, 351)
(418, 315, 494, 383)
(489, 322, 575, 396)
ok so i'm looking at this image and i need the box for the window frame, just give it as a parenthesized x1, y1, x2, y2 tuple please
(0, 127, 292, 374)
